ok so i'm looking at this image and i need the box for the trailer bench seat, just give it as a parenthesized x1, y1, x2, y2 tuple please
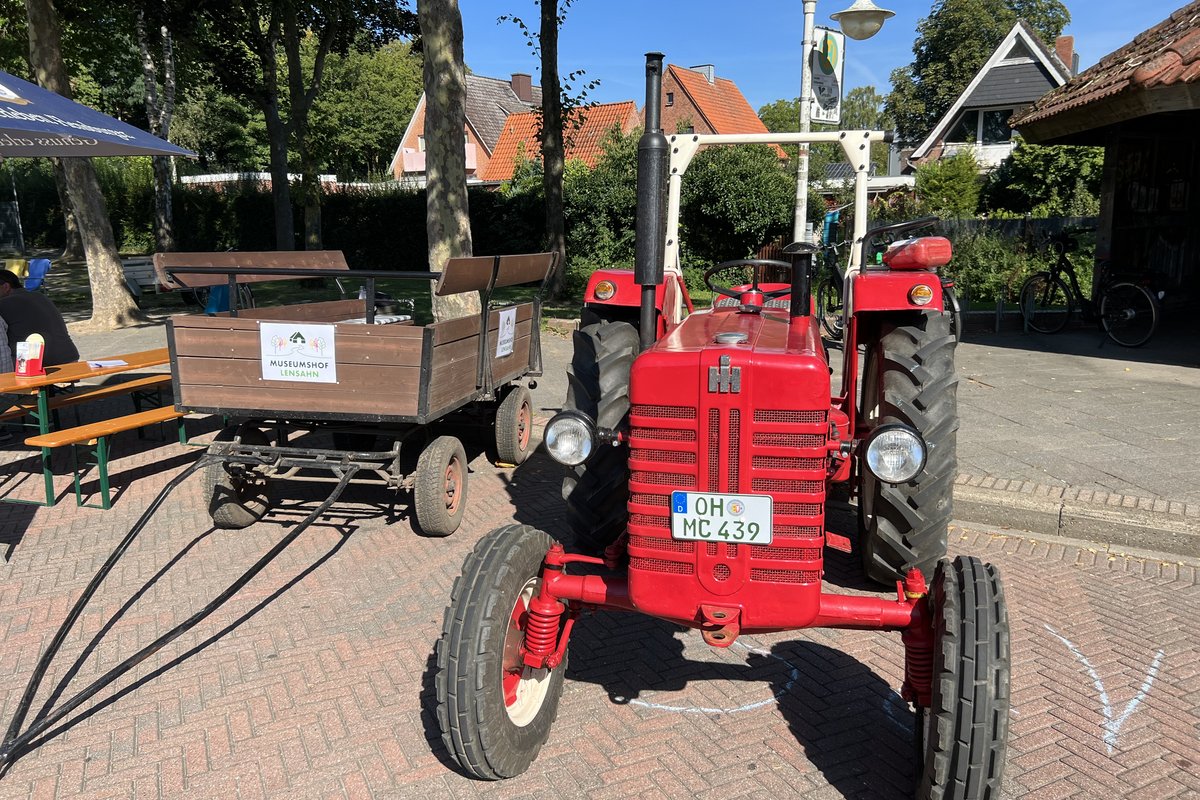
(24, 405, 189, 509)
(0, 374, 172, 424)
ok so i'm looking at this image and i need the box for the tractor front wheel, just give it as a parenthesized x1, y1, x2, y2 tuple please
(859, 312, 958, 584)
(436, 524, 566, 780)
(917, 556, 1010, 799)
(562, 321, 638, 552)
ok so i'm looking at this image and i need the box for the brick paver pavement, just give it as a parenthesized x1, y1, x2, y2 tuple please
(1, 431, 1197, 799)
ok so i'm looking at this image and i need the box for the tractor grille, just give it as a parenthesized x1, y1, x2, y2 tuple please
(630, 557, 694, 575)
(631, 449, 696, 465)
(753, 432, 824, 449)
(755, 409, 827, 424)
(628, 396, 829, 595)
(633, 405, 696, 419)
(634, 427, 696, 442)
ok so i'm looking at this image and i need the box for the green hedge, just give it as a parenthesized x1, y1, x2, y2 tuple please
(7, 153, 1094, 308)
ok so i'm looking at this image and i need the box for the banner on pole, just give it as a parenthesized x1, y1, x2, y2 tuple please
(810, 27, 845, 125)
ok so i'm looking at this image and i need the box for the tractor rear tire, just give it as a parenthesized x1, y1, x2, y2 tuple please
(495, 385, 534, 465)
(203, 425, 273, 530)
(562, 321, 637, 553)
(858, 312, 957, 585)
(413, 435, 468, 537)
(917, 556, 1010, 799)
(436, 524, 566, 780)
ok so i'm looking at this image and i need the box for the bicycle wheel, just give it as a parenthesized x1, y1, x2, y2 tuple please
(1100, 282, 1158, 347)
(816, 277, 844, 340)
(1018, 272, 1073, 334)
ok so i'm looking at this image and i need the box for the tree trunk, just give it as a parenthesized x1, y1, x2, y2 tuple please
(136, 11, 177, 252)
(51, 158, 83, 260)
(249, 15, 294, 251)
(26, 0, 144, 329)
(540, 0, 566, 299)
(282, 8, 338, 252)
(418, 0, 478, 321)
(263, 103, 294, 250)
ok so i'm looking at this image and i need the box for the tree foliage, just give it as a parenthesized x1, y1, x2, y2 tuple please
(915, 149, 980, 217)
(885, 0, 1070, 143)
(681, 144, 795, 266)
(981, 142, 1103, 217)
(306, 37, 423, 179)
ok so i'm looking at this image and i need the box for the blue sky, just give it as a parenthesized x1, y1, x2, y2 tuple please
(460, 1, 1186, 112)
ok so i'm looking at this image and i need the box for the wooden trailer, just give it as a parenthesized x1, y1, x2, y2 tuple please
(163, 251, 555, 536)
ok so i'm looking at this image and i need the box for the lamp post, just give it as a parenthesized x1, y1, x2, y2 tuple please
(792, 0, 894, 243)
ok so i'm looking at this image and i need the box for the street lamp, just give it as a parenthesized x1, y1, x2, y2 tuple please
(792, 0, 894, 243)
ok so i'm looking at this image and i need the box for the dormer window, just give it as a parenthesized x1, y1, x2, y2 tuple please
(948, 108, 1014, 145)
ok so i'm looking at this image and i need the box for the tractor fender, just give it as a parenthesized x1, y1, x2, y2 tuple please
(852, 270, 945, 315)
(583, 268, 693, 335)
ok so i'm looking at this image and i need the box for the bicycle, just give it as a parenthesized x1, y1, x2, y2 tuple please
(814, 239, 848, 340)
(815, 219, 962, 344)
(1018, 229, 1159, 348)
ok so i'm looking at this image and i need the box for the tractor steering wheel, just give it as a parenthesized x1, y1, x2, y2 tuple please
(703, 259, 793, 300)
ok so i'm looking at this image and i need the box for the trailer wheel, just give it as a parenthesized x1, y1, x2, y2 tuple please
(917, 556, 1010, 799)
(413, 435, 468, 537)
(562, 321, 637, 553)
(858, 312, 957, 584)
(203, 426, 273, 530)
(495, 385, 533, 465)
(436, 524, 566, 779)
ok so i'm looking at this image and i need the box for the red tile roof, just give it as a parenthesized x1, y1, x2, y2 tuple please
(1013, 2, 1200, 129)
(668, 65, 771, 135)
(480, 100, 639, 182)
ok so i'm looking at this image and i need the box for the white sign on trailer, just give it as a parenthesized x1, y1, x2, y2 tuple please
(260, 322, 338, 383)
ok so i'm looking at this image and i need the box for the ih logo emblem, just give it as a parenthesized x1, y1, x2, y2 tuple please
(708, 354, 741, 393)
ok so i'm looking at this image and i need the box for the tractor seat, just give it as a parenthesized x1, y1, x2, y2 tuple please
(714, 296, 790, 309)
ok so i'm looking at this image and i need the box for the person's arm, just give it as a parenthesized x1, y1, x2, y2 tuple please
(0, 316, 12, 374)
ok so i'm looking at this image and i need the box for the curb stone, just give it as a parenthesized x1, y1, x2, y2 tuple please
(953, 474, 1200, 559)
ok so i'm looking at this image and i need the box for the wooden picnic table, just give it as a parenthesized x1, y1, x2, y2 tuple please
(0, 348, 170, 506)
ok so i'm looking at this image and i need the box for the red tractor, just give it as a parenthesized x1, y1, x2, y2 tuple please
(435, 54, 1009, 799)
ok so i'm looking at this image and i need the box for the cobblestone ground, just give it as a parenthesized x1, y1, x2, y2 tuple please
(0, 432, 1197, 799)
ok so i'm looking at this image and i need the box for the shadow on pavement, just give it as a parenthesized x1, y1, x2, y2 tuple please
(0, 500, 37, 562)
(961, 317, 1200, 369)
(767, 640, 917, 799)
(2, 501, 353, 771)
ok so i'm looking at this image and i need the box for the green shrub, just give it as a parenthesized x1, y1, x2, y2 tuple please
(915, 151, 981, 218)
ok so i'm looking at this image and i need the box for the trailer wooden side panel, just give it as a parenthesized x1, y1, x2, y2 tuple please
(424, 302, 535, 416)
(487, 304, 536, 386)
(170, 314, 425, 418)
(169, 299, 537, 422)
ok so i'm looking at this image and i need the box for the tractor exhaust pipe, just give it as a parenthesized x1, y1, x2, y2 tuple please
(634, 51, 669, 351)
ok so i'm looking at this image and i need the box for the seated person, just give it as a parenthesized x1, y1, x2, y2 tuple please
(0, 269, 80, 367)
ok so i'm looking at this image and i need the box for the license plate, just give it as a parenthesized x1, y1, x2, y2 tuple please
(670, 491, 773, 544)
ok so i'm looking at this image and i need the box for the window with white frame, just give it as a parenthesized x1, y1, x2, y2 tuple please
(947, 108, 1014, 145)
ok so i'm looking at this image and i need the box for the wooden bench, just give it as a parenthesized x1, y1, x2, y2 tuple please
(24, 406, 189, 510)
(153, 250, 349, 289)
(0, 374, 173, 425)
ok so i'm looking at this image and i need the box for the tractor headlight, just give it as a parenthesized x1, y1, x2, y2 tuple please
(864, 424, 926, 484)
(544, 411, 596, 466)
(594, 280, 616, 301)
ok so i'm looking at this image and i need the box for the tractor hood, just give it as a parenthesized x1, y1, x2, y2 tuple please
(630, 310, 830, 413)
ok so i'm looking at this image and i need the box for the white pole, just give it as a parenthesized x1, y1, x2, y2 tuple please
(792, 0, 817, 244)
